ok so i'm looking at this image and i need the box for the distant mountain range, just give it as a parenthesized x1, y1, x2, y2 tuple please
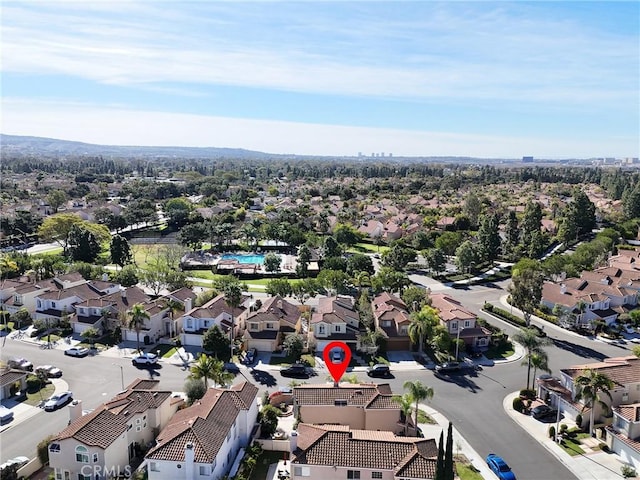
(0, 134, 278, 160)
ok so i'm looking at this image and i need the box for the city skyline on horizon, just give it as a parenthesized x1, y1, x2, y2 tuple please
(1, 1, 638, 159)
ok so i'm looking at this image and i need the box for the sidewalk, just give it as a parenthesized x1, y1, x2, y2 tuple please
(503, 391, 631, 480)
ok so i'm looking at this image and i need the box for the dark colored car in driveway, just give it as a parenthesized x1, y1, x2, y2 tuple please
(531, 404, 558, 421)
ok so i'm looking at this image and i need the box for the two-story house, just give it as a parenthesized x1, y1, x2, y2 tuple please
(309, 296, 360, 352)
(48, 379, 182, 480)
(608, 403, 640, 469)
(180, 294, 250, 348)
(292, 383, 417, 436)
(0, 277, 55, 316)
(371, 292, 411, 351)
(290, 424, 437, 480)
(145, 381, 259, 480)
(241, 296, 302, 352)
(429, 293, 491, 352)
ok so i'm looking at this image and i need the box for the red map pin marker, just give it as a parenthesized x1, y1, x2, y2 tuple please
(323, 341, 351, 385)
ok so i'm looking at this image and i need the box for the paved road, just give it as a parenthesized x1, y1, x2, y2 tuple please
(2, 277, 633, 479)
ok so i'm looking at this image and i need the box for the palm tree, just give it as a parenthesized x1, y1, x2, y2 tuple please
(126, 303, 150, 354)
(528, 351, 551, 383)
(403, 380, 434, 432)
(190, 354, 223, 388)
(512, 328, 552, 390)
(575, 369, 614, 437)
(408, 305, 439, 355)
(163, 298, 183, 339)
(393, 393, 414, 436)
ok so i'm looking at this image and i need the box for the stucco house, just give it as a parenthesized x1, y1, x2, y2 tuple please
(0, 368, 27, 401)
(0, 277, 55, 315)
(241, 296, 302, 352)
(145, 381, 259, 480)
(180, 294, 250, 348)
(292, 383, 417, 436)
(429, 293, 491, 352)
(290, 424, 438, 480)
(309, 296, 360, 352)
(371, 292, 411, 351)
(48, 379, 182, 480)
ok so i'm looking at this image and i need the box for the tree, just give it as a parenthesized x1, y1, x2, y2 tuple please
(37, 214, 83, 255)
(126, 303, 150, 354)
(316, 269, 349, 295)
(67, 224, 101, 263)
(184, 377, 207, 405)
(575, 369, 614, 437)
(455, 240, 478, 274)
(401, 286, 429, 312)
(260, 405, 280, 438)
(334, 223, 362, 247)
(463, 191, 483, 228)
(190, 354, 232, 388)
(512, 328, 552, 390)
(283, 334, 304, 360)
(403, 380, 434, 433)
(521, 201, 542, 252)
(527, 351, 551, 387)
(424, 248, 446, 276)
(435, 231, 463, 256)
(572, 188, 597, 237)
(80, 327, 100, 348)
(477, 213, 501, 262)
(111, 264, 139, 287)
(322, 235, 342, 258)
(346, 253, 374, 276)
(110, 235, 132, 267)
(408, 305, 439, 354)
(178, 223, 208, 251)
(622, 182, 640, 220)
(393, 393, 414, 435)
(444, 421, 454, 480)
(296, 244, 312, 277)
(435, 431, 445, 480)
(214, 276, 245, 356)
(381, 243, 417, 271)
(163, 298, 184, 338)
(263, 253, 282, 273)
(503, 211, 519, 258)
(265, 278, 293, 297)
(373, 266, 410, 295)
(509, 258, 543, 326)
(202, 325, 231, 361)
(164, 197, 192, 229)
(47, 189, 67, 213)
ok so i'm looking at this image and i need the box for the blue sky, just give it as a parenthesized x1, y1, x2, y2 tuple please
(2, 1, 638, 158)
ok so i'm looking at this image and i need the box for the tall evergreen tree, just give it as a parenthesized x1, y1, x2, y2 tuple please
(444, 422, 454, 480)
(521, 201, 542, 252)
(477, 213, 501, 262)
(435, 430, 445, 480)
(503, 211, 519, 257)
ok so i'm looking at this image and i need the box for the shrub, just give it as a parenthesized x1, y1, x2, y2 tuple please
(575, 414, 583, 429)
(38, 434, 56, 465)
(184, 378, 206, 405)
(26, 374, 44, 393)
(560, 424, 568, 434)
(548, 425, 556, 439)
(512, 397, 524, 413)
(483, 302, 494, 312)
(519, 389, 536, 400)
(260, 405, 280, 438)
(621, 464, 637, 478)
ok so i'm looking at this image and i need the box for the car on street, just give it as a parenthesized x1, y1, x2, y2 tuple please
(531, 404, 558, 421)
(44, 391, 73, 411)
(0, 405, 14, 423)
(7, 357, 33, 371)
(0, 455, 29, 471)
(435, 362, 462, 374)
(486, 453, 516, 480)
(35, 365, 63, 378)
(132, 353, 158, 366)
(243, 348, 257, 365)
(64, 347, 90, 357)
(331, 349, 343, 363)
(367, 364, 391, 378)
(280, 364, 308, 378)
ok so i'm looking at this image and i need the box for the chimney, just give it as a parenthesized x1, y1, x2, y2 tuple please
(289, 431, 298, 454)
(102, 273, 109, 282)
(277, 300, 283, 310)
(68, 399, 83, 424)
(184, 442, 195, 480)
(184, 297, 193, 313)
(121, 289, 127, 299)
(560, 284, 566, 294)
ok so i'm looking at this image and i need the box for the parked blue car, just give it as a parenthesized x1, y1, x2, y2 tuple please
(486, 453, 516, 480)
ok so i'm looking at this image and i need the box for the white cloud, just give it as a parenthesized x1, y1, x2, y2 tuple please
(3, 98, 636, 158)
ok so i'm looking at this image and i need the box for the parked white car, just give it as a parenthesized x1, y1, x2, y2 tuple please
(35, 365, 63, 378)
(44, 391, 73, 411)
(132, 353, 158, 366)
(64, 347, 90, 357)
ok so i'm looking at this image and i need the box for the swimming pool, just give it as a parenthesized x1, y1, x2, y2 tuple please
(220, 253, 265, 264)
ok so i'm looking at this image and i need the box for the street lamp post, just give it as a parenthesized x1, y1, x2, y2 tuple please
(554, 392, 562, 443)
(113, 364, 124, 391)
(455, 324, 461, 360)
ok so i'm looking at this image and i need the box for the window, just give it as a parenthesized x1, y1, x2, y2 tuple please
(250, 323, 259, 331)
(49, 443, 61, 453)
(52, 302, 57, 308)
(75, 446, 89, 463)
(334, 399, 347, 406)
(93, 453, 99, 463)
(382, 320, 391, 327)
(347, 471, 361, 479)
(464, 320, 471, 328)
(399, 326, 408, 335)
(451, 322, 458, 331)
(150, 462, 159, 472)
(266, 323, 274, 329)
(199, 466, 209, 475)
(318, 325, 325, 334)
(78, 474, 91, 480)
(54, 470, 63, 480)
(335, 325, 341, 332)
(136, 418, 141, 424)
(136, 426, 141, 432)
(371, 473, 383, 479)
(64, 471, 70, 480)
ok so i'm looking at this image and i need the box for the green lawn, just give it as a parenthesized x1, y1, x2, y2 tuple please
(32, 247, 64, 256)
(24, 383, 55, 406)
(457, 463, 484, 480)
(484, 343, 515, 360)
(249, 451, 284, 480)
(155, 344, 178, 358)
(417, 409, 436, 424)
(349, 242, 390, 254)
